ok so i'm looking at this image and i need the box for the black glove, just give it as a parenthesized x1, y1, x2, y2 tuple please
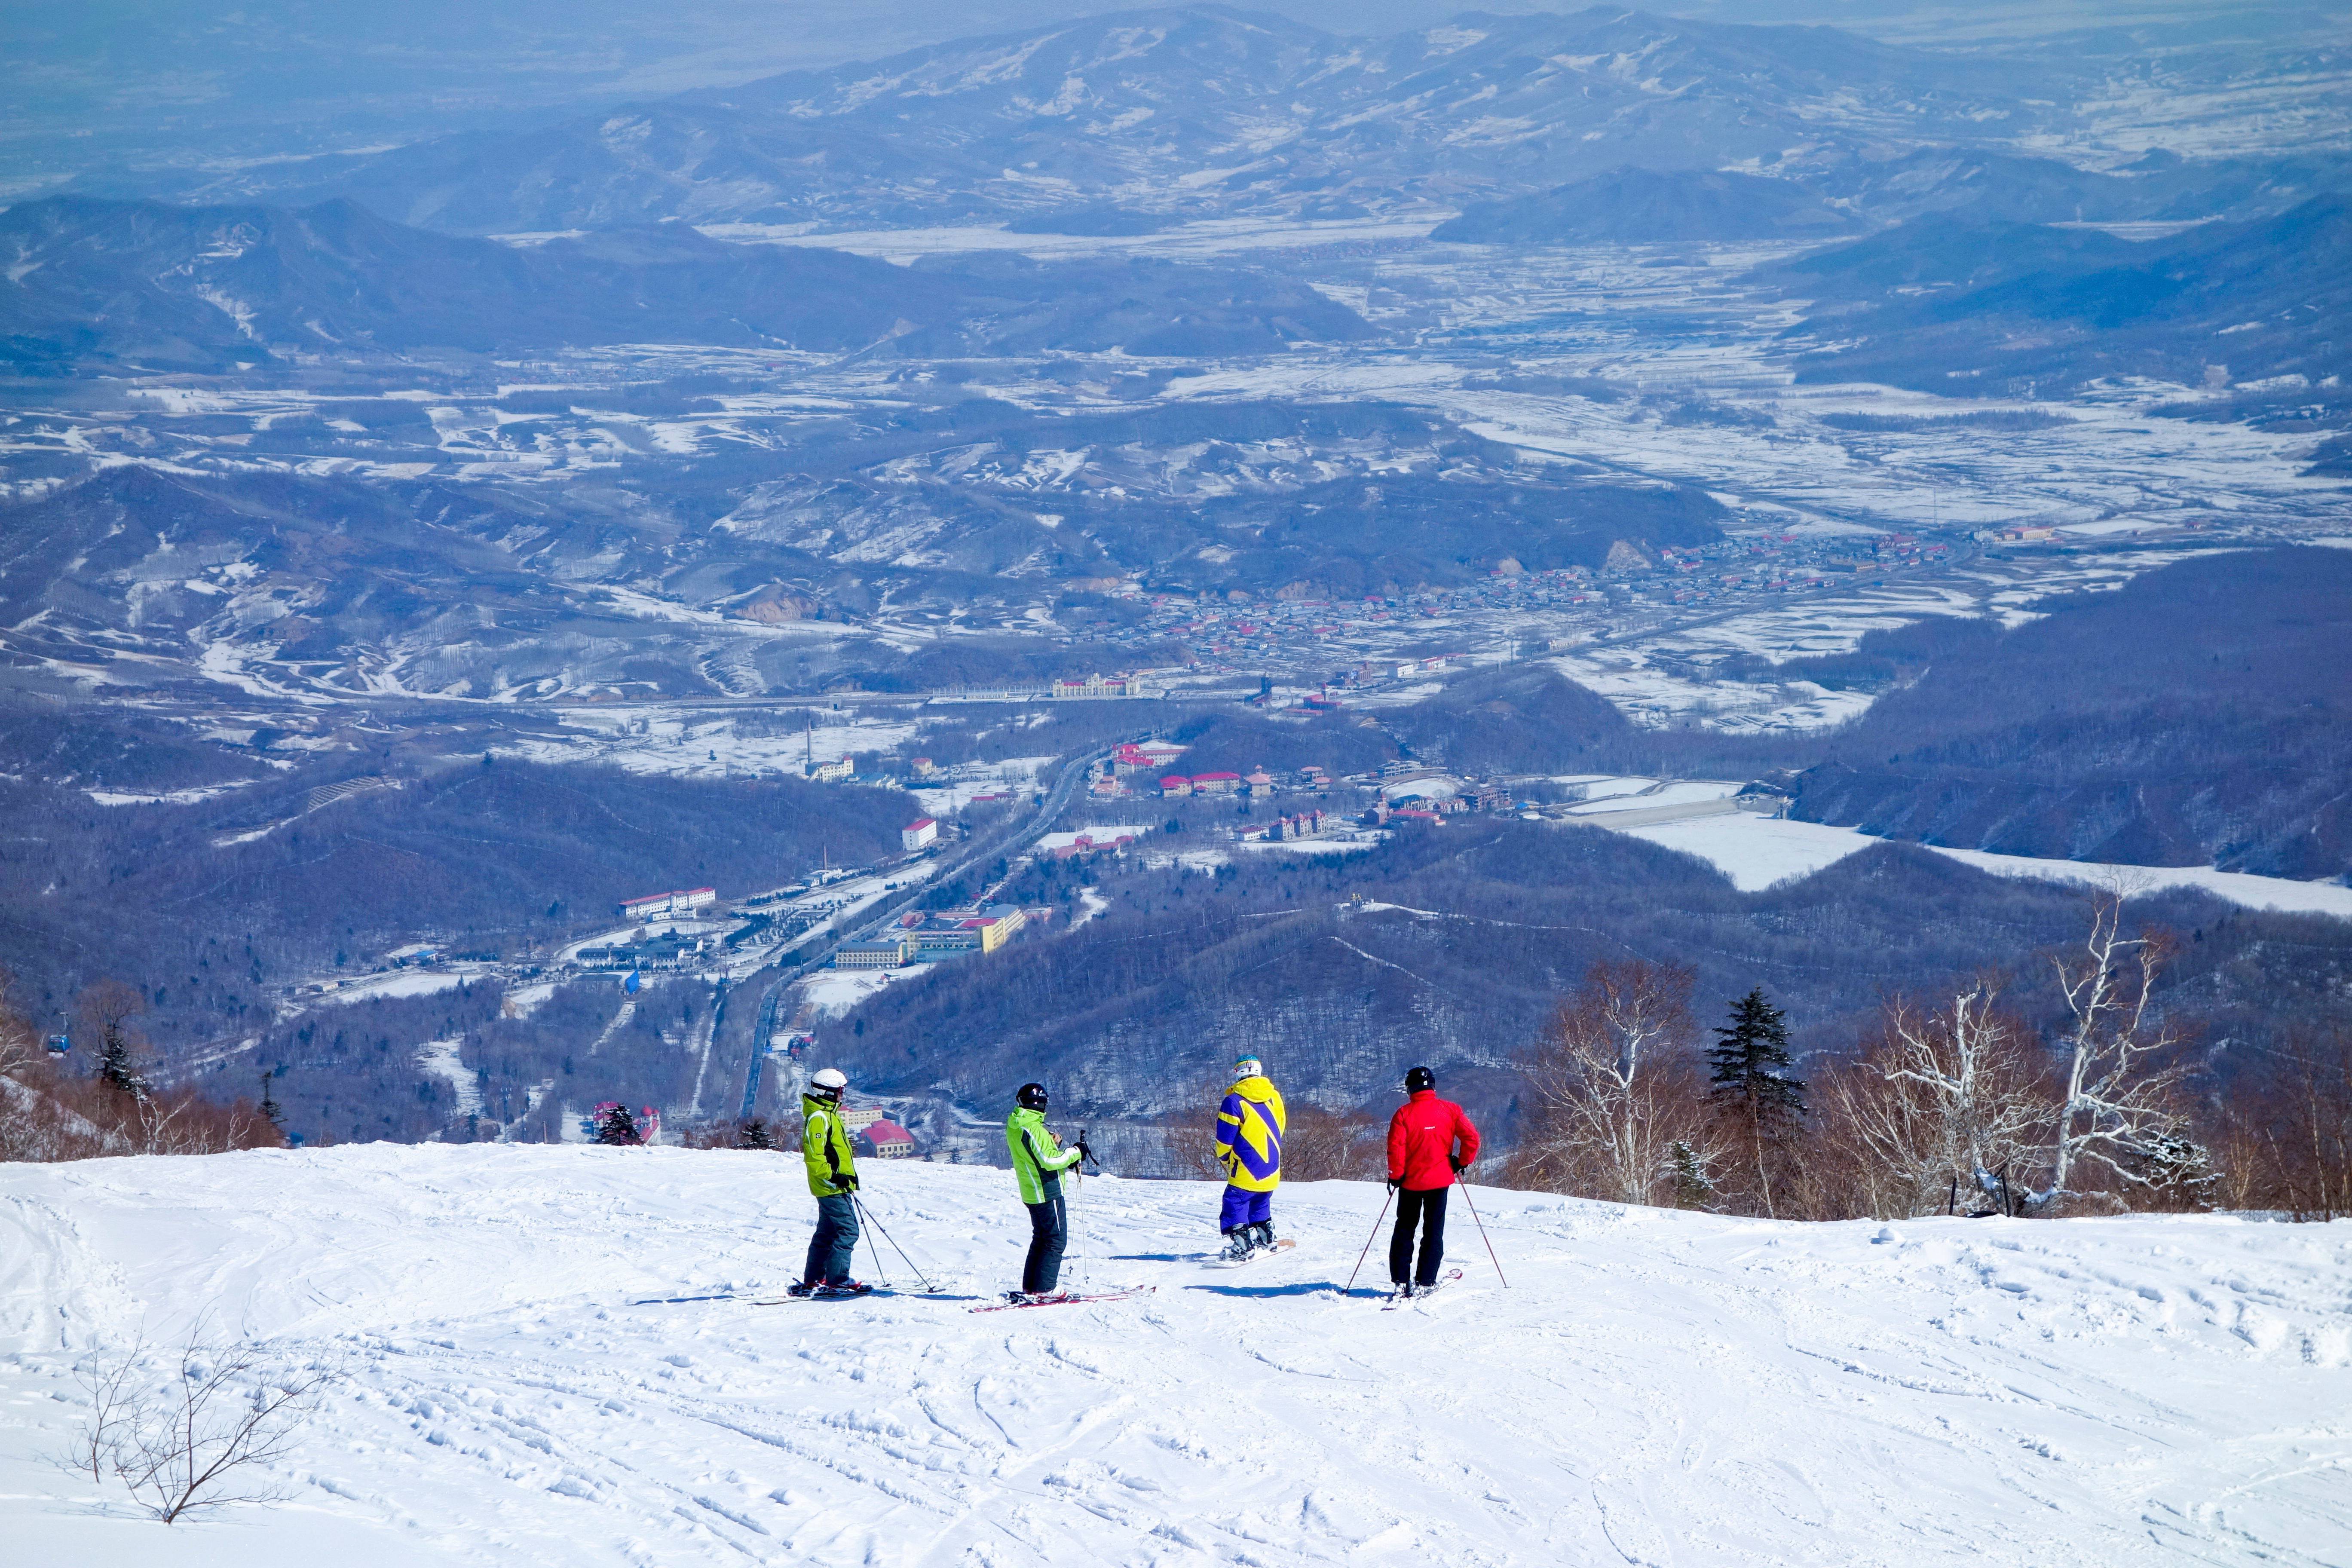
(836, 1173, 859, 1192)
(1449, 1157, 1465, 1174)
(1385, 1176, 1403, 1194)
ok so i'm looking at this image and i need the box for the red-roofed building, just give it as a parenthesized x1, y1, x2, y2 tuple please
(1160, 775, 1193, 797)
(863, 1120, 916, 1158)
(1191, 772, 1241, 795)
(902, 817, 938, 851)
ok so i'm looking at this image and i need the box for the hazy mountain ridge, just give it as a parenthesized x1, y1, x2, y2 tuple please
(1765, 192, 2352, 393)
(1433, 165, 1860, 242)
(181, 5, 2123, 233)
(1783, 546, 2352, 879)
(0, 194, 1371, 375)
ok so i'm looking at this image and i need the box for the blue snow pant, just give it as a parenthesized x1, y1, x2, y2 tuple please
(1218, 1184, 1272, 1234)
(1023, 1176, 1067, 1295)
(804, 1192, 859, 1286)
(1389, 1186, 1448, 1286)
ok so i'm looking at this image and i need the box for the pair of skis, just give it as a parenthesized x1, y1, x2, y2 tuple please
(751, 1284, 977, 1305)
(968, 1285, 1157, 1314)
(1381, 1268, 1465, 1309)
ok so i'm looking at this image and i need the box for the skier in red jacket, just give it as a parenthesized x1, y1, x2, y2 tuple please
(1385, 1064, 1481, 1296)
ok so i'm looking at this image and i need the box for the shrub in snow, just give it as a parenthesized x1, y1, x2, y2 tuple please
(57, 1331, 338, 1523)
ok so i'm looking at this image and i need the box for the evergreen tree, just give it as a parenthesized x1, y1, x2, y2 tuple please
(259, 1069, 284, 1131)
(738, 1118, 774, 1151)
(1666, 1141, 1718, 1211)
(1706, 988, 1805, 1125)
(594, 1102, 642, 1146)
(96, 1021, 147, 1102)
(1706, 988, 1805, 1216)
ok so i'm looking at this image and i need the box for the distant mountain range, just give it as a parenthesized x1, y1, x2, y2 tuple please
(1762, 193, 2352, 394)
(1433, 166, 1858, 243)
(181, 5, 2116, 234)
(0, 195, 1369, 374)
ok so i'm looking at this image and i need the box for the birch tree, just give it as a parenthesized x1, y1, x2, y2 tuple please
(1516, 960, 1710, 1207)
(2029, 890, 2196, 1213)
(1825, 979, 2055, 1218)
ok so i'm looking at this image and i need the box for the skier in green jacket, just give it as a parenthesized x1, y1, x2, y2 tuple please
(1004, 1081, 1089, 1301)
(789, 1067, 871, 1298)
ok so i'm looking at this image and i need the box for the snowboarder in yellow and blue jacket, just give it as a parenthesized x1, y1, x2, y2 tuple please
(1215, 1056, 1286, 1260)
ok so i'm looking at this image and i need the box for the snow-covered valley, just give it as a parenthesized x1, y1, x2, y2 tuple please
(4, 1147, 2347, 1566)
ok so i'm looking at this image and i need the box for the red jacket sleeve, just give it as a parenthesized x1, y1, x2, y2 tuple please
(1453, 1105, 1482, 1168)
(1387, 1106, 1407, 1180)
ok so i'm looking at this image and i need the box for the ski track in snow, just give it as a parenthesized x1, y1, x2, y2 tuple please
(2, 1148, 2348, 1565)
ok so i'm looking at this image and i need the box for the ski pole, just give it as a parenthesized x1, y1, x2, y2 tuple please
(1344, 1187, 1395, 1296)
(1455, 1178, 1509, 1289)
(853, 1194, 934, 1293)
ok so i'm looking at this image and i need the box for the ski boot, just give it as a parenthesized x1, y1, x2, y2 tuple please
(1247, 1221, 1277, 1253)
(1218, 1229, 1253, 1263)
(813, 1279, 874, 1298)
(785, 1280, 818, 1298)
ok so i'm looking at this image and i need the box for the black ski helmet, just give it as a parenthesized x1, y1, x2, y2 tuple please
(1017, 1081, 1050, 1111)
(1404, 1065, 1435, 1093)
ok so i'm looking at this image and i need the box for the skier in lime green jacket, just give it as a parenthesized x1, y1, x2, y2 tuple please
(789, 1068, 870, 1298)
(1005, 1081, 1089, 1299)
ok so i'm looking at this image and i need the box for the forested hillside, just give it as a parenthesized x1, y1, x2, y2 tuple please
(830, 815, 2352, 1158)
(0, 734, 913, 1048)
(1785, 546, 2352, 877)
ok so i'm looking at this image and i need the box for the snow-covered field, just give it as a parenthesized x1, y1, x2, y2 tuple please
(4, 1148, 2348, 1566)
(1612, 811, 2352, 918)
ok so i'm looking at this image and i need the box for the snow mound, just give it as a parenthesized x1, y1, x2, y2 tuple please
(4, 1147, 2348, 1565)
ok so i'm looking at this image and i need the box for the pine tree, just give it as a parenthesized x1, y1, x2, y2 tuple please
(738, 1118, 775, 1151)
(594, 1102, 642, 1146)
(1707, 988, 1805, 1216)
(1707, 988, 1805, 1124)
(97, 1021, 147, 1102)
(1666, 1141, 1718, 1210)
(259, 1069, 284, 1131)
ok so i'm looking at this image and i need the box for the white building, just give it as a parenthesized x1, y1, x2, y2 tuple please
(903, 817, 939, 851)
(619, 887, 718, 921)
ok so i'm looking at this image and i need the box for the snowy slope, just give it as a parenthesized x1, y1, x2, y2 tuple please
(3, 1147, 2348, 1566)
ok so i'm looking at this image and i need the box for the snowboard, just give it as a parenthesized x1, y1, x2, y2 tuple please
(1203, 1237, 1297, 1269)
(967, 1286, 1158, 1314)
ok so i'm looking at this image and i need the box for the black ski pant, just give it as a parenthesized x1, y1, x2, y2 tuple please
(1388, 1185, 1449, 1287)
(1023, 1180, 1068, 1295)
(804, 1192, 859, 1286)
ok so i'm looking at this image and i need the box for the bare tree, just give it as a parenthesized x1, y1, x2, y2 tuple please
(2211, 1027, 2352, 1220)
(2028, 890, 2198, 1213)
(59, 1333, 153, 1485)
(56, 1332, 338, 1523)
(1823, 979, 2057, 1218)
(0, 968, 38, 1083)
(1514, 960, 1714, 1207)
(1280, 1102, 1383, 1182)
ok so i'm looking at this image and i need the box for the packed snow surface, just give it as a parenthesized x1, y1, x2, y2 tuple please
(3, 1148, 2347, 1566)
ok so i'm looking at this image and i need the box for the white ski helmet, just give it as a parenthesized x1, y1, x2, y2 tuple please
(810, 1068, 848, 1100)
(1233, 1056, 1263, 1078)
